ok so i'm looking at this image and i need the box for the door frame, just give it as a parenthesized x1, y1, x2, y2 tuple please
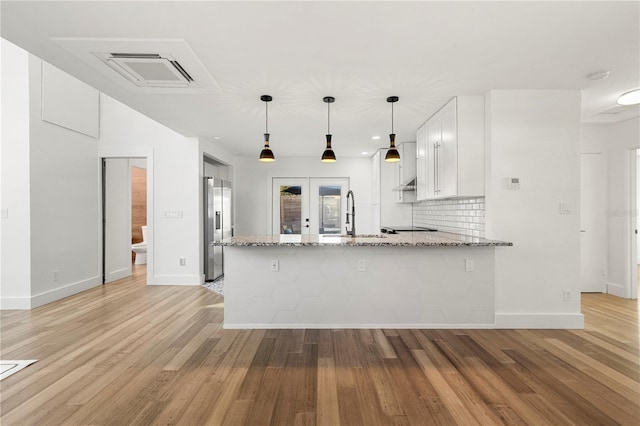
(99, 146, 153, 286)
(628, 148, 639, 299)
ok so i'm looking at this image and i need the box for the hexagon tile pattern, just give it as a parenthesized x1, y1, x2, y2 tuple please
(224, 246, 495, 328)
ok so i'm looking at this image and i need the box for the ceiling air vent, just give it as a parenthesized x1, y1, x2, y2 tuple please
(94, 52, 195, 87)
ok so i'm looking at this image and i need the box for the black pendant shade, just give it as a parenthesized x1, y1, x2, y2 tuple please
(384, 96, 401, 163)
(321, 96, 336, 162)
(259, 132, 275, 162)
(321, 134, 336, 162)
(258, 95, 275, 162)
(385, 133, 400, 162)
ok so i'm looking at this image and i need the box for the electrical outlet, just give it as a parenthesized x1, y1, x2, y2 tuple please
(563, 289, 572, 302)
(52, 270, 59, 281)
(271, 260, 279, 272)
(357, 259, 366, 272)
(465, 259, 475, 272)
(180, 257, 186, 266)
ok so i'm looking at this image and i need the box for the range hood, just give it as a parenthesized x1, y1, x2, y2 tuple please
(393, 177, 416, 191)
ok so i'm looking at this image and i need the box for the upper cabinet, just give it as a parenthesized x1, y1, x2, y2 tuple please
(394, 142, 416, 203)
(416, 96, 484, 200)
(372, 149, 413, 230)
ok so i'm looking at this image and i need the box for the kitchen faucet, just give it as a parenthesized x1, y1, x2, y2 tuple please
(345, 190, 355, 237)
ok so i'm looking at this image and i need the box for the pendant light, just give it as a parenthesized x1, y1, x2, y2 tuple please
(258, 95, 275, 162)
(321, 96, 336, 162)
(384, 96, 401, 163)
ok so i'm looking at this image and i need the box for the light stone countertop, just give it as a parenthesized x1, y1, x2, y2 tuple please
(212, 232, 512, 247)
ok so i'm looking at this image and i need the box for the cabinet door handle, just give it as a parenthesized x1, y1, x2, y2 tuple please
(433, 142, 438, 195)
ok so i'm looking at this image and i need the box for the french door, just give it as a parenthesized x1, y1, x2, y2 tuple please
(272, 177, 349, 235)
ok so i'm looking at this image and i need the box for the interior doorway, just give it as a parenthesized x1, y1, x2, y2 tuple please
(102, 157, 148, 284)
(272, 177, 349, 235)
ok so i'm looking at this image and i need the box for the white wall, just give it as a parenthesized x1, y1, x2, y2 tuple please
(233, 156, 374, 235)
(0, 39, 32, 309)
(100, 95, 202, 285)
(485, 90, 583, 328)
(28, 55, 102, 307)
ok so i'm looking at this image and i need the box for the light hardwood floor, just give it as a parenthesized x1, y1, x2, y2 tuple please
(1, 265, 638, 425)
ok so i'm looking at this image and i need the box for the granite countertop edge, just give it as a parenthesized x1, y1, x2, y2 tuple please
(213, 233, 513, 247)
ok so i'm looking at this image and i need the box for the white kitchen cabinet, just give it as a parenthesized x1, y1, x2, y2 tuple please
(416, 124, 428, 201)
(416, 96, 484, 200)
(395, 142, 416, 203)
(371, 149, 412, 231)
(372, 150, 381, 205)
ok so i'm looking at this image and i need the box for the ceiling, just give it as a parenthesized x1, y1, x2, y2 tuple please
(2, 1, 639, 159)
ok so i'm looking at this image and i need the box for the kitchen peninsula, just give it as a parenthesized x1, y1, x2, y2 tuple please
(215, 232, 511, 329)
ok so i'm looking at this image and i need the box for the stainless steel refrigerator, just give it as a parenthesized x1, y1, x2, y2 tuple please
(204, 177, 232, 281)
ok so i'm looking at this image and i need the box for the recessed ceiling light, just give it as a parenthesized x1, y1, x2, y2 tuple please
(587, 70, 610, 81)
(361, 151, 369, 155)
(617, 88, 640, 106)
(213, 136, 221, 140)
(372, 136, 380, 140)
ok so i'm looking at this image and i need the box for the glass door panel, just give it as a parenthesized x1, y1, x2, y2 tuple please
(272, 178, 309, 235)
(273, 177, 349, 235)
(310, 178, 349, 235)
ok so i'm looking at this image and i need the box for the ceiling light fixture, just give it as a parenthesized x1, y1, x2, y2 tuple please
(384, 96, 400, 162)
(258, 95, 274, 162)
(587, 70, 610, 81)
(617, 88, 640, 106)
(321, 96, 336, 163)
(372, 136, 381, 140)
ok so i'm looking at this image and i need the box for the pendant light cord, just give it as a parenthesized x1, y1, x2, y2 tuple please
(327, 101, 331, 134)
(265, 101, 269, 134)
(391, 101, 394, 134)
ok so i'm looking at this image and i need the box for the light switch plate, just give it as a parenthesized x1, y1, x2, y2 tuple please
(559, 202, 573, 214)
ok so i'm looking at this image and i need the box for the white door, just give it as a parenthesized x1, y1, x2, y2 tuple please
(427, 116, 440, 197)
(580, 153, 606, 292)
(273, 177, 349, 235)
(310, 178, 349, 235)
(103, 158, 132, 283)
(416, 124, 428, 201)
(438, 98, 458, 198)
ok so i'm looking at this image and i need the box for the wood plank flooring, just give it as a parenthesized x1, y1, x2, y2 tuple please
(1, 265, 638, 425)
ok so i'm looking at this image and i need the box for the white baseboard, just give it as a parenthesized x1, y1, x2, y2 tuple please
(151, 275, 202, 286)
(105, 267, 131, 283)
(29, 276, 102, 309)
(606, 281, 625, 298)
(224, 323, 497, 330)
(494, 313, 584, 329)
(0, 297, 32, 310)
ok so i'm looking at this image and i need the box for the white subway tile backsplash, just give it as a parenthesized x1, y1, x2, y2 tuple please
(413, 196, 485, 238)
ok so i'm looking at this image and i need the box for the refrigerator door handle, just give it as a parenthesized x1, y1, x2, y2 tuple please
(215, 211, 221, 230)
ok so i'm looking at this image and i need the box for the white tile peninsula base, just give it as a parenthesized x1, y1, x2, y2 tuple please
(224, 246, 495, 329)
